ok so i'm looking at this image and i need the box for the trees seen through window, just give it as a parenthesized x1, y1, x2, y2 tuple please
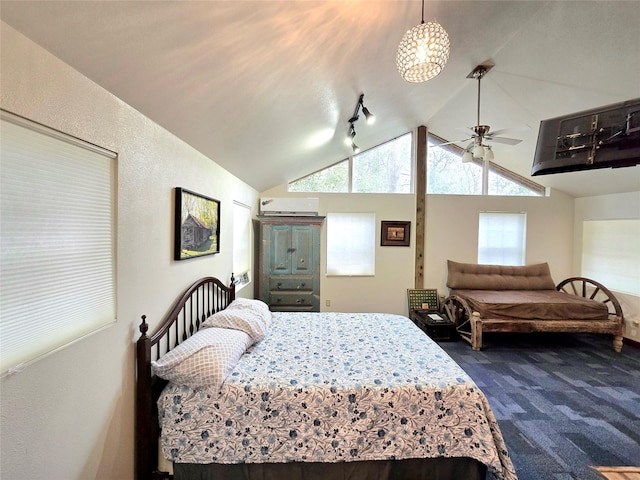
(289, 131, 543, 196)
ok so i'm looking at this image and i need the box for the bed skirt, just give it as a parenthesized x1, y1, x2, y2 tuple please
(173, 457, 487, 480)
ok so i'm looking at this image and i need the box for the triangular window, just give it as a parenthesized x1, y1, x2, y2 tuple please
(289, 131, 544, 196)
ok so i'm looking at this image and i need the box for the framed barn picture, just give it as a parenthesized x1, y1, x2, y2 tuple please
(174, 187, 220, 260)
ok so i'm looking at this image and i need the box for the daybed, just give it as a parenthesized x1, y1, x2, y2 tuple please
(442, 260, 624, 352)
(136, 275, 517, 480)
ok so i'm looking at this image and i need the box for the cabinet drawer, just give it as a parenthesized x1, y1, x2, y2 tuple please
(269, 291, 315, 308)
(269, 277, 313, 291)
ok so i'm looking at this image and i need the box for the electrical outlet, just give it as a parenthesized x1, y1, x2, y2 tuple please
(325, 299, 331, 307)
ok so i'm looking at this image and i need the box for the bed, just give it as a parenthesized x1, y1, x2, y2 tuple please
(135, 275, 517, 480)
(441, 260, 624, 352)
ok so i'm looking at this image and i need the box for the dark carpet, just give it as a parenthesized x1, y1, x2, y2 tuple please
(438, 333, 640, 480)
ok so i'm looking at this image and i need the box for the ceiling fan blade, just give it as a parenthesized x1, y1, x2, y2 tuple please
(488, 125, 531, 137)
(434, 137, 472, 147)
(488, 136, 522, 146)
(456, 126, 477, 136)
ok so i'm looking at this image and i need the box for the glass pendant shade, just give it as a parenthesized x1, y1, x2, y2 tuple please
(462, 151, 473, 163)
(485, 147, 494, 160)
(473, 145, 485, 158)
(397, 21, 450, 83)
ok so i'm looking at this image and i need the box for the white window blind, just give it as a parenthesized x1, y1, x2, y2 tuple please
(326, 212, 375, 276)
(582, 219, 640, 296)
(478, 212, 527, 265)
(233, 201, 251, 286)
(1, 111, 117, 375)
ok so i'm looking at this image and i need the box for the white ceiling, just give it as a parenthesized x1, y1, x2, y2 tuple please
(2, 0, 639, 197)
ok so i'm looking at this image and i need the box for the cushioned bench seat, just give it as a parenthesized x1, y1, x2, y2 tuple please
(450, 289, 609, 321)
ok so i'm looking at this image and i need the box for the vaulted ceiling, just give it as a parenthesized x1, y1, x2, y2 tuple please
(2, 1, 639, 197)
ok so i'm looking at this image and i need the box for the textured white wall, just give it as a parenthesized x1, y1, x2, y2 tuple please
(1, 23, 258, 480)
(574, 191, 640, 343)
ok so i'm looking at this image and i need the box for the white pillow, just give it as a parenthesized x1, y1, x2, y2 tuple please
(151, 327, 252, 388)
(202, 298, 272, 342)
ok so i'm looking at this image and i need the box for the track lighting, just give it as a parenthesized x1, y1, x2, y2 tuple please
(345, 93, 375, 153)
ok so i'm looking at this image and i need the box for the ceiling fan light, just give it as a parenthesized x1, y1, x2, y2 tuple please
(484, 147, 494, 160)
(396, 20, 450, 83)
(462, 151, 473, 163)
(473, 145, 485, 158)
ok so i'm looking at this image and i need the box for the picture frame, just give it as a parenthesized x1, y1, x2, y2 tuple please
(380, 220, 411, 247)
(174, 187, 221, 260)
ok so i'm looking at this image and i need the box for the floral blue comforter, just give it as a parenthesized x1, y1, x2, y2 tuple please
(158, 312, 517, 480)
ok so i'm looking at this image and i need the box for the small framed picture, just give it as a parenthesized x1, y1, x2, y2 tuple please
(380, 220, 411, 247)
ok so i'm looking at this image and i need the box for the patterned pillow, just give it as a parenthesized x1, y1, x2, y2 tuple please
(151, 327, 252, 388)
(202, 298, 273, 342)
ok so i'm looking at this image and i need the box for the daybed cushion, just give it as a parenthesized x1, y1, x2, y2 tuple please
(450, 289, 609, 320)
(202, 298, 272, 343)
(152, 327, 252, 388)
(447, 260, 556, 290)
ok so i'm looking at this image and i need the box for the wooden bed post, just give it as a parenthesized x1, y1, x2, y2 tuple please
(136, 316, 153, 480)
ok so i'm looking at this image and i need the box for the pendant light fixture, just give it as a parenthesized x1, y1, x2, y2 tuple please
(396, 0, 450, 83)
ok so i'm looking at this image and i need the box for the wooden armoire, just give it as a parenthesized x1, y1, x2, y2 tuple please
(256, 215, 324, 312)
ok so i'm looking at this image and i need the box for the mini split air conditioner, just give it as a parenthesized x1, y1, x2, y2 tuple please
(259, 197, 319, 216)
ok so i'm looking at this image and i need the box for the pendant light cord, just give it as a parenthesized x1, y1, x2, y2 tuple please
(421, 0, 425, 24)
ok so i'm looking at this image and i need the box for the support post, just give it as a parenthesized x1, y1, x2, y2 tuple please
(415, 126, 427, 288)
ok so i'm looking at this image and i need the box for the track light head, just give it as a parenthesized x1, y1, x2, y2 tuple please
(362, 106, 375, 125)
(345, 124, 356, 146)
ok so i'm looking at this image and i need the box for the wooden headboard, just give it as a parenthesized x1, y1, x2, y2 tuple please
(135, 275, 236, 480)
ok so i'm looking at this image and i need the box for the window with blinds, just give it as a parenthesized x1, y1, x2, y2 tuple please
(582, 219, 640, 296)
(326, 212, 375, 276)
(0, 110, 117, 376)
(478, 212, 527, 266)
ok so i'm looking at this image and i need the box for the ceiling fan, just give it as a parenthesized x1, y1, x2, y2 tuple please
(444, 64, 526, 162)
